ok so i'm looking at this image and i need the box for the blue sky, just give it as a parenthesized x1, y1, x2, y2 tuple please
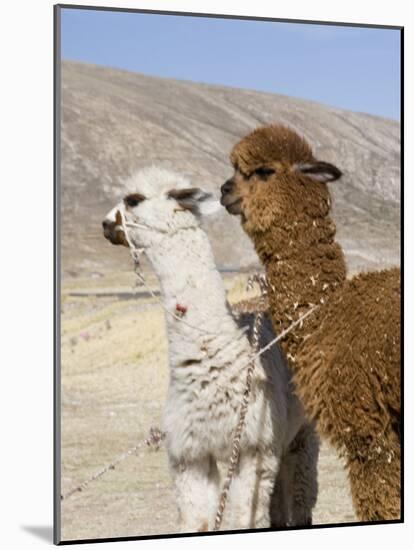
(60, 8, 401, 120)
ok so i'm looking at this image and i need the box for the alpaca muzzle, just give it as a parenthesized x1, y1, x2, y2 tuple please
(102, 209, 129, 247)
(220, 179, 243, 215)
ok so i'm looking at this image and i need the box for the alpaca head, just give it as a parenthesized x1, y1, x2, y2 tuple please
(102, 166, 220, 250)
(220, 124, 342, 235)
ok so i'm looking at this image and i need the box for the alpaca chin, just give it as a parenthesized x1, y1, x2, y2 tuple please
(225, 200, 242, 216)
(220, 196, 242, 215)
(103, 224, 129, 247)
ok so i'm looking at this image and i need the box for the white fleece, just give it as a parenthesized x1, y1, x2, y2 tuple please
(104, 166, 319, 532)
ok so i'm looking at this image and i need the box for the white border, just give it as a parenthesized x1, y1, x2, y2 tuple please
(1, 1, 411, 549)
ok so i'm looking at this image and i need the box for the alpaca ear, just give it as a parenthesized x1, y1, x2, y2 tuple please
(168, 188, 221, 216)
(295, 161, 342, 183)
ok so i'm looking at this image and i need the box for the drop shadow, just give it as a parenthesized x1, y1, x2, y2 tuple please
(21, 525, 53, 543)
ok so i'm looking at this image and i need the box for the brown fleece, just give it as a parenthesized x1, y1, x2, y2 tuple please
(227, 124, 401, 521)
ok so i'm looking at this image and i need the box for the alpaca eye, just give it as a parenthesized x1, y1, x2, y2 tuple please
(124, 194, 145, 208)
(254, 167, 275, 178)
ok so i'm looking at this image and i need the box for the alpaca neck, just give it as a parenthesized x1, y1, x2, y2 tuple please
(251, 214, 346, 352)
(144, 226, 238, 364)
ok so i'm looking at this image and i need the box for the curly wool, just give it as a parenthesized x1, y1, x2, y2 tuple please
(229, 124, 401, 521)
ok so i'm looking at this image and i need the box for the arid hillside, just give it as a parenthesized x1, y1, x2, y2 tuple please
(61, 60, 400, 276)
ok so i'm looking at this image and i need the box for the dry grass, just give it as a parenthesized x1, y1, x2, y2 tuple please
(60, 271, 356, 542)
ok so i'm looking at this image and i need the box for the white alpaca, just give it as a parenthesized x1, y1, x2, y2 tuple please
(103, 167, 319, 532)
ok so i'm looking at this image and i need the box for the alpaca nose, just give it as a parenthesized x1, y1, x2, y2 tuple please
(221, 180, 234, 195)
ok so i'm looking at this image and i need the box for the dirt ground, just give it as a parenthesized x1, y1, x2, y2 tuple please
(60, 271, 357, 542)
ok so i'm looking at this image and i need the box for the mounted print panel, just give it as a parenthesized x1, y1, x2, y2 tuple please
(54, 4, 402, 544)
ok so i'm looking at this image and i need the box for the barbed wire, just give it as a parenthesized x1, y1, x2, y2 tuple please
(213, 273, 268, 530)
(61, 427, 165, 501)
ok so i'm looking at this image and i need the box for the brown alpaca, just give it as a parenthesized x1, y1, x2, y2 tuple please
(220, 124, 401, 522)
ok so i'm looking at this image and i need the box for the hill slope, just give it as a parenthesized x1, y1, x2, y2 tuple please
(60, 60, 400, 276)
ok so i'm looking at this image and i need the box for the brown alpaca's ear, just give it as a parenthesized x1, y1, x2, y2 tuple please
(295, 161, 342, 183)
(167, 188, 220, 216)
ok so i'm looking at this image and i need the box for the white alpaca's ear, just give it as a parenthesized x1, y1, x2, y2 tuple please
(167, 188, 221, 216)
(295, 161, 342, 183)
